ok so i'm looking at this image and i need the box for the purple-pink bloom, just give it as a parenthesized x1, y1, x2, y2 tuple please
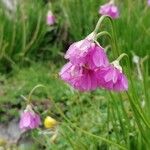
(47, 10, 55, 25)
(65, 39, 109, 69)
(59, 62, 98, 91)
(19, 105, 41, 131)
(99, 1, 119, 19)
(96, 64, 128, 91)
(148, 0, 150, 6)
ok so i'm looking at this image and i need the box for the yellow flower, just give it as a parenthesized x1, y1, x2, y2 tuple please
(44, 116, 57, 128)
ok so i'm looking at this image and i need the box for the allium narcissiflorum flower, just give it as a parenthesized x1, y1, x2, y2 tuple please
(47, 10, 55, 25)
(65, 36, 109, 69)
(60, 30, 128, 92)
(99, 1, 119, 19)
(59, 62, 99, 91)
(96, 61, 128, 91)
(19, 105, 41, 131)
(60, 32, 110, 92)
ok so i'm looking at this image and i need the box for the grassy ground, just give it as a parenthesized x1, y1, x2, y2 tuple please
(0, 62, 108, 149)
(0, 60, 149, 150)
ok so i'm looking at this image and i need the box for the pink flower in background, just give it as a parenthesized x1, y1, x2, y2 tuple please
(96, 63, 128, 91)
(59, 62, 98, 91)
(99, 1, 119, 19)
(47, 10, 55, 25)
(148, 0, 150, 6)
(19, 105, 41, 131)
(65, 38, 109, 69)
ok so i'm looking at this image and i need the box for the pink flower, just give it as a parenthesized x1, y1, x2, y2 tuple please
(96, 62, 128, 91)
(47, 10, 55, 25)
(65, 38, 109, 69)
(148, 0, 150, 6)
(99, 1, 119, 19)
(19, 105, 41, 131)
(60, 30, 128, 92)
(59, 62, 98, 91)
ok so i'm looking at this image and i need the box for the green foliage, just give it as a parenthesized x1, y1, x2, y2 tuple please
(115, 0, 150, 57)
(61, 0, 101, 40)
(60, 0, 150, 57)
(0, 0, 64, 72)
(0, 0, 47, 71)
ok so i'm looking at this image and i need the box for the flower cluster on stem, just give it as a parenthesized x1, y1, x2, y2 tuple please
(59, 16, 128, 92)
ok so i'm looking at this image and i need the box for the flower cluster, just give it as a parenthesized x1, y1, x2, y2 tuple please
(99, 0, 119, 19)
(60, 32, 128, 92)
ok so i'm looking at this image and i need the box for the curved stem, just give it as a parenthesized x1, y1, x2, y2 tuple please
(27, 84, 45, 103)
(105, 45, 111, 52)
(93, 15, 120, 57)
(21, 95, 28, 101)
(116, 53, 128, 62)
(94, 15, 112, 33)
(96, 31, 111, 40)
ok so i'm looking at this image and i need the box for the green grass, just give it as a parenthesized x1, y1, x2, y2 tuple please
(0, 59, 149, 149)
(60, 0, 150, 57)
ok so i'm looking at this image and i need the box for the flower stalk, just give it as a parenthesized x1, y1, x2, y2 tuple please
(28, 84, 45, 104)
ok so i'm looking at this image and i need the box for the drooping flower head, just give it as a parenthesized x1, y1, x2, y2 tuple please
(65, 33, 109, 70)
(96, 60, 128, 91)
(19, 105, 41, 131)
(59, 62, 99, 91)
(60, 31, 110, 91)
(99, 0, 119, 19)
(47, 10, 55, 25)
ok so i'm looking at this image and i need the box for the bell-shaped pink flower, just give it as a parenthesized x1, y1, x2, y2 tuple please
(59, 62, 98, 91)
(47, 10, 55, 25)
(96, 62, 128, 91)
(65, 38, 109, 69)
(99, 1, 119, 19)
(19, 105, 41, 131)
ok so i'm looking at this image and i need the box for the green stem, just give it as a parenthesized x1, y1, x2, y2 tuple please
(94, 15, 120, 57)
(27, 84, 45, 103)
(94, 15, 112, 34)
(71, 125, 127, 150)
(21, 13, 42, 57)
(21, 6, 26, 51)
(116, 53, 128, 62)
(126, 92, 150, 129)
(9, 24, 16, 56)
(96, 31, 111, 40)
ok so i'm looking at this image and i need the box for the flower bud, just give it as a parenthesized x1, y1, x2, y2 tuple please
(47, 10, 55, 25)
(19, 105, 41, 131)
